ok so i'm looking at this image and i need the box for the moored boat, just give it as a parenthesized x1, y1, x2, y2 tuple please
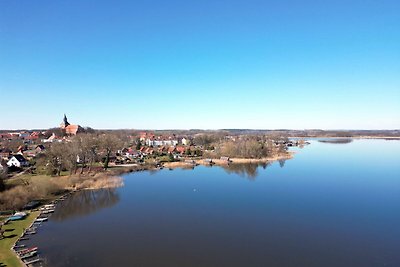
(41, 209, 55, 214)
(20, 250, 37, 260)
(17, 247, 38, 255)
(8, 212, 28, 221)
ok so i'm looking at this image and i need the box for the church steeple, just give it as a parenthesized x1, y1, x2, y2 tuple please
(60, 114, 70, 128)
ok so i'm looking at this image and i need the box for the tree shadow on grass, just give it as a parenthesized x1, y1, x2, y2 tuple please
(4, 234, 17, 238)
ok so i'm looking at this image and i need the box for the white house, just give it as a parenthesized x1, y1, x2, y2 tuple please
(7, 155, 29, 168)
(181, 138, 189, 146)
(42, 133, 56, 143)
(145, 138, 178, 147)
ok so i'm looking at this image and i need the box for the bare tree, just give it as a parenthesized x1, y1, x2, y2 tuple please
(46, 142, 67, 176)
(79, 134, 100, 174)
(65, 140, 80, 175)
(99, 134, 123, 170)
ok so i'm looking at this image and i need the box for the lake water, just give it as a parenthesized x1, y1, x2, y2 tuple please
(26, 140, 400, 267)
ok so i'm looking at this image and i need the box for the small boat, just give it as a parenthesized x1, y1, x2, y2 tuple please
(35, 218, 48, 222)
(24, 230, 36, 235)
(8, 212, 27, 221)
(13, 245, 26, 249)
(14, 212, 27, 216)
(8, 215, 24, 221)
(41, 209, 55, 214)
(40, 206, 55, 211)
(20, 250, 37, 260)
(17, 247, 38, 255)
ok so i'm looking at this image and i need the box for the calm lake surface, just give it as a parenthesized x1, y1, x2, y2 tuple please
(27, 140, 400, 267)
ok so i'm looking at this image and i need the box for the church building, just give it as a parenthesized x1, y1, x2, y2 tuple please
(60, 114, 84, 135)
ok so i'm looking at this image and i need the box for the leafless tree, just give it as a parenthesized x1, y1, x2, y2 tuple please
(99, 134, 123, 170)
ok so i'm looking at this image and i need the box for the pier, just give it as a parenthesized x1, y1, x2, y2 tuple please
(4, 193, 71, 267)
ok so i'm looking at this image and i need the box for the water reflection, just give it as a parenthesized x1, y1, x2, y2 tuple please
(278, 159, 286, 168)
(220, 162, 273, 180)
(318, 138, 353, 144)
(52, 189, 120, 221)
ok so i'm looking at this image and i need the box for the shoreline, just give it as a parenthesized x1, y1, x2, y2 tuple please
(163, 152, 294, 169)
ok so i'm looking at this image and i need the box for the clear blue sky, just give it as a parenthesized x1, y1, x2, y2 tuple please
(1, 0, 399, 130)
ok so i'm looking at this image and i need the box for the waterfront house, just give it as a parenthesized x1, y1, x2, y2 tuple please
(158, 146, 167, 154)
(118, 148, 129, 156)
(7, 154, 29, 168)
(146, 148, 154, 155)
(167, 146, 176, 154)
(175, 146, 186, 154)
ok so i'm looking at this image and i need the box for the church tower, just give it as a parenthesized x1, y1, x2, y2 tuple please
(60, 114, 70, 129)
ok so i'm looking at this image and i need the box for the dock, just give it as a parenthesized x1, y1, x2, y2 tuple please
(10, 193, 71, 266)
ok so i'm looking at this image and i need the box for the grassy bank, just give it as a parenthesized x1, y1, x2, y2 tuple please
(0, 211, 40, 267)
(1, 174, 68, 211)
(1, 170, 127, 211)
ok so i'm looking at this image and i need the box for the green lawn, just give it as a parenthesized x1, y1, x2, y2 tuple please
(0, 211, 39, 267)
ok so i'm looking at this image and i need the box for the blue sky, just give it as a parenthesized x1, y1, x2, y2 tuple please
(0, 0, 399, 130)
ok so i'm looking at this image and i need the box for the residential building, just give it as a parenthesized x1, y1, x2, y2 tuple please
(7, 154, 29, 168)
(181, 138, 189, 146)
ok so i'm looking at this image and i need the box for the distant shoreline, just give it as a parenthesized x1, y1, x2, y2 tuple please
(290, 136, 400, 140)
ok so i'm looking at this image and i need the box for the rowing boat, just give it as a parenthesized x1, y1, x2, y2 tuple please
(17, 247, 38, 255)
(20, 251, 37, 260)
